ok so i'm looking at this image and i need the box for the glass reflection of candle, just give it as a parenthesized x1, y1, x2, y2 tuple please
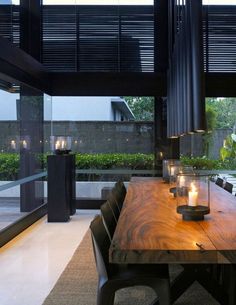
(11, 140, 16, 150)
(22, 140, 27, 149)
(223, 140, 226, 148)
(188, 182, 198, 207)
(179, 175, 185, 185)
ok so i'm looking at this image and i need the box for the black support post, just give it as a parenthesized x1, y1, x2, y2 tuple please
(47, 154, 76, 222)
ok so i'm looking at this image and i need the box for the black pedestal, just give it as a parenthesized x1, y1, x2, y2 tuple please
(47, 154, 76, 222)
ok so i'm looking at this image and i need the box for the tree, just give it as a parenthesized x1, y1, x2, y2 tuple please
(206, 98, 236, 129)
(124, 96, 154, 121)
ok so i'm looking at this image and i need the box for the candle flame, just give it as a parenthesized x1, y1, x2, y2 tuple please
(190, 182, 196, 192)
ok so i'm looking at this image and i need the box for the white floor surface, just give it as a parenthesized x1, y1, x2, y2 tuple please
(0, 210, 99, 305)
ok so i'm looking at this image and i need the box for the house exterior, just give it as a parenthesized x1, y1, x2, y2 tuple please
(0, 91, 134, 121)
(50, 96, 134, 121)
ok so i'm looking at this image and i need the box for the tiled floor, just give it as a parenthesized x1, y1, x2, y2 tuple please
(0, 210, 98, 305)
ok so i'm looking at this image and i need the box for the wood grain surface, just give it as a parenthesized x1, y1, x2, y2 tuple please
(110, 177, 236, 264)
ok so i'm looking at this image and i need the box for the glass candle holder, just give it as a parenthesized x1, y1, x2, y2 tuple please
(169, 165, 194, 196)
(50, 136, 72, 155)
(176, 174, 210, 221)
(20, 136, 30, 150)
(162, 159, 180, 183)
(169, 165, 194, 184)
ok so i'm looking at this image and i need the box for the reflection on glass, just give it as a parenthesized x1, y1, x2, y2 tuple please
(48, 95, 155, 200)
(0, 84, 50, 231)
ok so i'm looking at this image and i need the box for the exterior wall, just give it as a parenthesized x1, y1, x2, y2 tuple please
(0, 94, 128, 122)
(51, 96, 115, 121)
(209, 129, 232, 159)
(0, 121, 154, 154)
(46, 121, 154, 154)
(0, 91, 18, 120)
(0, 119, 231, 157)
(50, 96, 130, 121)
(180, 129, 232, 158)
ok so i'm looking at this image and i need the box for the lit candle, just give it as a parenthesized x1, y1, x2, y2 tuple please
(171, 167, 175, 176)
(61, 140, 65, 149)
(55, 141, 60, 150)
(188, 182, 198, 207)
(179, 175, 185, 185)
(11, 140, 16, 150)
(223, 140, 226, 148)
(22, 140, 27, 149)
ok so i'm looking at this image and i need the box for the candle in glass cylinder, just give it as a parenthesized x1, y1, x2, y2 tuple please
(188, 182, 198, 207)
(55, 141, 60, 150)
(11, 140, 16, 150)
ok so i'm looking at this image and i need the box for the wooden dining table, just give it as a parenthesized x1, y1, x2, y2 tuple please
(109, 177, 236, 305)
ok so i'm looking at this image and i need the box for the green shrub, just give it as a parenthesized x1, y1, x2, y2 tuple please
(75, 153, 154, 170)
(0, 153, 20, 180)
(0, 153, 154, 180)
(180, 155, 236, 170)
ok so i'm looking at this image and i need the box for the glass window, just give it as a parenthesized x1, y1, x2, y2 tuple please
(48, 96, 154, 202)
(0, 83, 52, 231)
(180, 97, 236, 195)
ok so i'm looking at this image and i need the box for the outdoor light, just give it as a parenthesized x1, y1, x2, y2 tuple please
(50, 136, 72, 155)
(176, 174, 210, 221)
(162, 159, 180, 183)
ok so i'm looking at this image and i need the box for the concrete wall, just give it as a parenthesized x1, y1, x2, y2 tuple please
(46, 121, 154, 154)
(0, 121, 154, 154)
(180, 129, 232, 158)
(0, 119, 231, 157)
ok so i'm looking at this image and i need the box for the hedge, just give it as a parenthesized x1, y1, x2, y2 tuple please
(180, 155, 236, 170)
(0, 153, 155, 181)
(1, 153, 235, 181)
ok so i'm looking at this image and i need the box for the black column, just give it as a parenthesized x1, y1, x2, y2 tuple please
(47, 154, 76, 222)
(19, 0, 44, 212)
(19, 86, 44, 212)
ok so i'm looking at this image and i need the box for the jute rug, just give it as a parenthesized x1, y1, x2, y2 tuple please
(42, 231, 220, 305)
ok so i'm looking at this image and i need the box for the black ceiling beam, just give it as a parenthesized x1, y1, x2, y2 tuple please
(205, 73, 236, 97)
(0, 37, 51, 93)
(50, 72, 166, 97)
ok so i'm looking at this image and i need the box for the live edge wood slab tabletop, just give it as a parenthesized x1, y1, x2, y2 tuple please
(109, 177, 236, 264)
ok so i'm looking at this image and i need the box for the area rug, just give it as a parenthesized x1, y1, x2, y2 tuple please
(42, 231, 220, 305)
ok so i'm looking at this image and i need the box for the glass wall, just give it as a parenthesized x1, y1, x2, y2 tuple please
(0, 82, 51, 231)
(47, 95, 154, 201)
(180, 97, 236, 195)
